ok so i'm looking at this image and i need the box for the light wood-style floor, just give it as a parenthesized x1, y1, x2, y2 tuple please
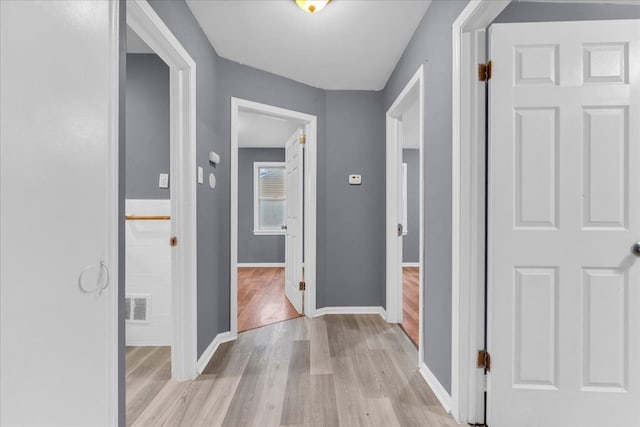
(126, 346, 171, 427)
(401, 267, 420, 347)
(130, 314, 455, 427)
(238, 267, 301, 332)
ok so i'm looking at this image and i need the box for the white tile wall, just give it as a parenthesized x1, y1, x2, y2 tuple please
(125, 199, 171, 346)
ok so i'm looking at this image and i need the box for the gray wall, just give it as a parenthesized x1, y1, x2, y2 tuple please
(403, 149, 420, 264)
(383, 0, 470, 394)
(238, 148, 285, 264)
(321, 91, 386, 307)
(147, 0, 224, 358)
(125, 54, 170, 199)
(494, 1, 640, 23)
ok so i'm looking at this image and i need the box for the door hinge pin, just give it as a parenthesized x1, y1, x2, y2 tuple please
(299, 134, 306, 145)
(477, 349, 491, 371)
(170, 236, 178, 247)
(478, 60, 492, 81)
(299, 281, 306, 291)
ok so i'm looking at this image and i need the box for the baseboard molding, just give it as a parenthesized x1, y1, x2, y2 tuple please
(237, 262, 285, 268)
(402, 262, 420, 267)
(419, 362, 452, 413)
(313, 306, 387, 319)
(196, 331, 237, 374)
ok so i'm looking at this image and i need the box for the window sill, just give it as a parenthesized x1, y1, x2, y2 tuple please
(253, 229, 285, 236)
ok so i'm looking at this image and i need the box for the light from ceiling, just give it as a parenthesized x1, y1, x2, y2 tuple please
(295, 0, 331, 14)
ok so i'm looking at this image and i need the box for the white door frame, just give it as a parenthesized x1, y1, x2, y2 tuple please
(126, 0, 198, 381)
(230, 97, 318, 336)
(385, 65, 425, 365)
(450, 0, 635, 423)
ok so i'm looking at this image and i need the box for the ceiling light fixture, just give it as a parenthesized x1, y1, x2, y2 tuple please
(295, 0, 331, 14)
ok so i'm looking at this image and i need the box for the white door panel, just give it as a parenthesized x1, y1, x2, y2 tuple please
(1, 1, 117, 425)
(488, 20, 639, 427)
(285, 133, 303, 313)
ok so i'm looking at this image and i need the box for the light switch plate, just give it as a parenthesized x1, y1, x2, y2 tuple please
(158, 173, 169, 189)
(348, 174, 362, 185)
(197, 166, 204, 184)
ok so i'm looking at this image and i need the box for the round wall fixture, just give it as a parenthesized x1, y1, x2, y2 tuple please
(208, 172, 216, 189)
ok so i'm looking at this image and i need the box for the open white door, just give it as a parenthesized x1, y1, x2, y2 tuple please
(1, 1, 118, 425)
(285, 132, 304, 313)
(488, 20, 640, 427)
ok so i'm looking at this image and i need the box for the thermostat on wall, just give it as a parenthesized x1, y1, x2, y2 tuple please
(348, 174, 362, 185)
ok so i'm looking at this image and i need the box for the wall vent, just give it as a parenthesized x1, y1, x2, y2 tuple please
(125, 294, 151, 323)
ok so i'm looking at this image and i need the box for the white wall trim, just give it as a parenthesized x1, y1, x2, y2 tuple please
(386, 65, 425, 368)
(196, 331, 237, 374)
(314, 306, 387, 319)
(107, 2, 120, 424)
(232, 97, 318, 337)
(237, 263, 285, 268)
(419, 362, 453, 414)
(127, 0, 198, 382)
(402, 262, 420, 268)
(451, 1, 511, 423)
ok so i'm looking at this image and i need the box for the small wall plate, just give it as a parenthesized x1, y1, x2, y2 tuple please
(209, 172, 216, 189)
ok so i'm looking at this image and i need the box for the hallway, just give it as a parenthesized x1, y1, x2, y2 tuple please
(131, 315, 456, 426)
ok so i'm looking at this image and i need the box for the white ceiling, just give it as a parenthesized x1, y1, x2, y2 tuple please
(185, 0, 432, 90)
(127, 25, 154, 54)
(238, 110, 302, 148)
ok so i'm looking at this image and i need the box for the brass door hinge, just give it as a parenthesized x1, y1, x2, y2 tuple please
(479, 60, 492, 81)
(299, 281, 306, 291)
(477, 349, 491, 371)
(170, 236, 178, 247)
(299, 134, 306, 145)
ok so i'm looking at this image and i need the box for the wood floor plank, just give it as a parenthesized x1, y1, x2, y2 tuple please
(401, 267, 420, 347)
(280, 340, 311, 426)
(126, 346, 171, 427)
(130, 381, 190, 427)
(309, 317, 332, 375)
(309, 374, 339, 427)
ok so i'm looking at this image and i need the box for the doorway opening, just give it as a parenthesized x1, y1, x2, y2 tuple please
(386, 66, 425, 356)
(231, 98, 318, 336)
(123, 2, 198, 425)
(236, 110, 304, 332)
(123, 23, 173, 426)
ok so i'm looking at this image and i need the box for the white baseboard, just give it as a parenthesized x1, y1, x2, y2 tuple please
(313, 306, 387, 320)
(196, 331, 237, 374)
(402, 262, 420, 267)
(237, 262, 285, 268)
(419, 362, 452, 413)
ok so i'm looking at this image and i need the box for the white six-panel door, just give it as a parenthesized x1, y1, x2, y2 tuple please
(488, 20, 639, 427)
(285, 132, 304, 313)
(0, 1, 118, 425)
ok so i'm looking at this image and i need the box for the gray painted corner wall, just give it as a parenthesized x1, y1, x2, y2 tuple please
(381, 0, 640, 395)
(147, 0, 224, 358)
(125, 54, 170, 200)
(493, 1, 640, 23)
(403, 149, 419, 264)
(238, 148, 285, 264)
(322, 90, 386, 308)
(383, 0, 470, 394)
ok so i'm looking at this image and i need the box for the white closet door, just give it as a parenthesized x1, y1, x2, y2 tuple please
(488, 20, 640, 427)
(1, 1, 118, 425)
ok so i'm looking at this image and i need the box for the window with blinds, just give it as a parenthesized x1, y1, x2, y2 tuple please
(254, 162, 286, 234)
